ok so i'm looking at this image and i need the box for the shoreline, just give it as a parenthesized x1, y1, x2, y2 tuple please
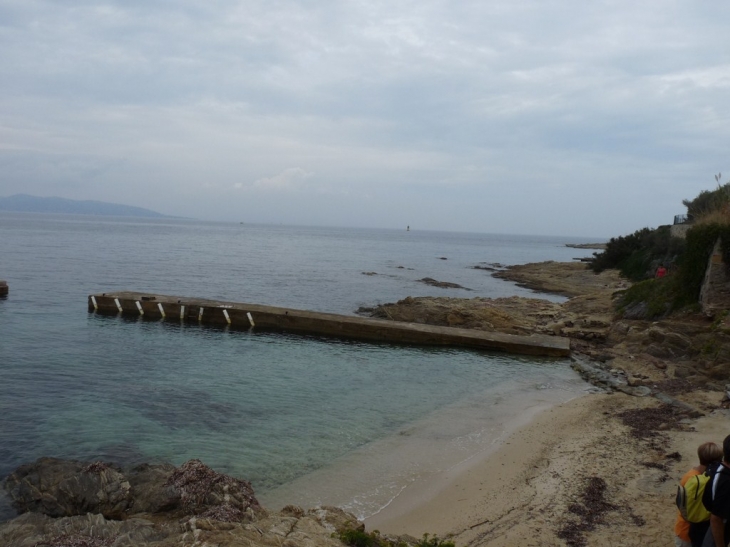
(353, 260, 730, 545)
(5, 257, 730, 546)
(365, 395, 599, 541)
(363, 398, 575, 534)
(258, 366, 588, 522)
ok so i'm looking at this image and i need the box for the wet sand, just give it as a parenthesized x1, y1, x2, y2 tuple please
(259, 371, 588, 523)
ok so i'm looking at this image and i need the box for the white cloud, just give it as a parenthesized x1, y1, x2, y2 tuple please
(1, 1, 730, 235)
(659, 66, 730, 92)
(246, 167, 314, 191)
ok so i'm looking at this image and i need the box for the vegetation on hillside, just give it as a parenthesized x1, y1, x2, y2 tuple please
(588, 225, 683, 281)
(590, 177, 730, 319)
(682, 177, 730, 219)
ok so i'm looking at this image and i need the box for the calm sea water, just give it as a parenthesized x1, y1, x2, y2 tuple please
(0, 213, 598, 520)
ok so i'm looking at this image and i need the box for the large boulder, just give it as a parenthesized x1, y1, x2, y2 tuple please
(162, 458, 261, 518)
(125, 462, 179, 514)
(4, 458, 132, 519)
(4, 458, 261, 521)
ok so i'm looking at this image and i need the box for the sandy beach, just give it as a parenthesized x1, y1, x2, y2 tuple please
(366, 391, 730, 546)
(257, 365, 588, 523)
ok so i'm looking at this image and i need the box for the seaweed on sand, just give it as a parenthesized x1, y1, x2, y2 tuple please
(617, 403, 690, 441)
(557, 476, 643, 547)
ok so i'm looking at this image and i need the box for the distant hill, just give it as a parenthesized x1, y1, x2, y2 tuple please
(0, 194, 170, 218)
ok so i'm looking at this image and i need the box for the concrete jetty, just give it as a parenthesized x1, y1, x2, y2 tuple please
(88, 291, 571, 357)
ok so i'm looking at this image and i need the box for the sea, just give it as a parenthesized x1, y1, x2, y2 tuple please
(0, 213, 600, 521)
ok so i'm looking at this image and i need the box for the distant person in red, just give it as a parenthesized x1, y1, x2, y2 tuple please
(656, 265, 667, 278)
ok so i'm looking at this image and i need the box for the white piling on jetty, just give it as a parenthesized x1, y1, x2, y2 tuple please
(198, 307, 204, 321)
(157, 302, 166, 318)
(247, 312, 255, 327)
(223, 309, 231, 324)
(135, 301, 144, 315)
(180, 305, 186, 320)
(91, 296, 98, 310)
(114, 298, 123, 312)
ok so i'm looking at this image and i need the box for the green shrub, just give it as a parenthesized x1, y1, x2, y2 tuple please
(614, 223, 730, 318)
(596, 181, 730, 317)
(590, 225, 684, 281)
(615, 276, 683, 319)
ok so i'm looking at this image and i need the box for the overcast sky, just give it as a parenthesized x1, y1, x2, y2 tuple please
(1, 1, 729, 237)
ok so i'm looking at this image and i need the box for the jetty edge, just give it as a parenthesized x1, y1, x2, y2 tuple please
(88, 291, 571, 357)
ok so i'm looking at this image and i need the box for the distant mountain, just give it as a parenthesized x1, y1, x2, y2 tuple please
(0, 194, 170, 218)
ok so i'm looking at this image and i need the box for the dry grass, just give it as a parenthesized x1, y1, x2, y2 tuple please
(693, 208, 730, 226)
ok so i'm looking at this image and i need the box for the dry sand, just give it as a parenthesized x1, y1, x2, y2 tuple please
(366, 391, 730, 546)
(364, 260, 730, 546)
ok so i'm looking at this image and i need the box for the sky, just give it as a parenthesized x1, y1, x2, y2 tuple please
(1, 1, 729, 237)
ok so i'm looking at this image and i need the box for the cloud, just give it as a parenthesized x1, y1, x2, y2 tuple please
(237, 167, 314, 191)
(1, 1, 730, 235)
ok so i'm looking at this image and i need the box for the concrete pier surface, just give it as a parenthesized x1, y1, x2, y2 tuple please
(88, 291, 571, 358)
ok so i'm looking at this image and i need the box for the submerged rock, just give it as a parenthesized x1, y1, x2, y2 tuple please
(418, 277, 470, 290)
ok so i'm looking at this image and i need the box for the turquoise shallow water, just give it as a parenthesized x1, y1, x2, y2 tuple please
(0, 214, 597, 519)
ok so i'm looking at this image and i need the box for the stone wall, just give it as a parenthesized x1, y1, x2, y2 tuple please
(700, 238, 730, 317)
(670, 223, 692, 240)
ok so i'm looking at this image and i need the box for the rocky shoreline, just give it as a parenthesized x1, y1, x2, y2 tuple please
(357, 260, 730, 545)
(5, 260, 730, 546)
(364, 260, 730, 395)
(0, 458, 390, 547)
(358, 260, 730, 425)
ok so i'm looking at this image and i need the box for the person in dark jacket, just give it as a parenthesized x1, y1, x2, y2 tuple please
(703, 435, 730, 546)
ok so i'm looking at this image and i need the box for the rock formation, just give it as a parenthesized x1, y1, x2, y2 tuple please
(361, 260, 730, 395)
(417, 278, 471, 290)
(0, 458, 366, 547)
(4, 458, 260, 521)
